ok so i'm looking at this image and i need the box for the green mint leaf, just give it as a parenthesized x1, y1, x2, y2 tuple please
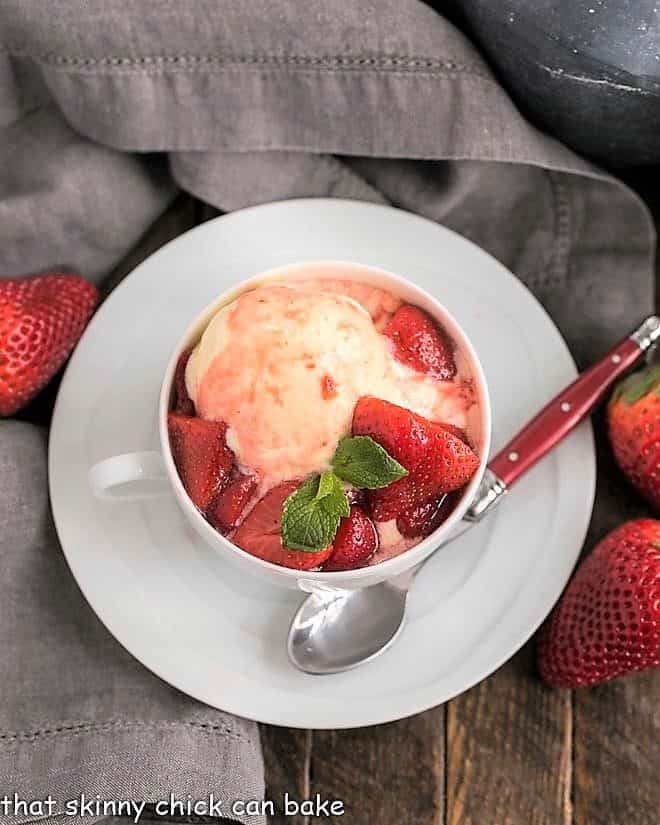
(317, 470, 336, 500)
(332, 435, 408, 489)
(281, 473, 349, 552)
(316, 470, 350, 516)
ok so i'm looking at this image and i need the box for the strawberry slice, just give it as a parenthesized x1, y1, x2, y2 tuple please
(207, 471, 258, 533)
(439, 423, 469, 444)
(396, 491, 459, 539)
(232, 481, 334, 570)
(0, 272, 98, 416)
(383, 304, 456, 380)
(167, 412, 233, 511)
(353, 397, 479, 521)
(324, 506, 378, 571)
(173, 348, 195, 415)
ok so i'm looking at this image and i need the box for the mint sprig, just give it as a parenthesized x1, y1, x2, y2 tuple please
(332, 435, 408, 489)
(281, 474, 349, 553)
(281, 435, 408, 552)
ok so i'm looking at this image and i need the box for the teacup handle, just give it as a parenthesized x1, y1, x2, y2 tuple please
(89, 451, 170, 500)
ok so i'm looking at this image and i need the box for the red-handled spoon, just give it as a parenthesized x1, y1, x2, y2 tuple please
(288, 315, 660, 674)
(465, 314, 660, 522)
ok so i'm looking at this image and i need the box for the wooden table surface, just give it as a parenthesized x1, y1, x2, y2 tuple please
(33, 193, 659, 825)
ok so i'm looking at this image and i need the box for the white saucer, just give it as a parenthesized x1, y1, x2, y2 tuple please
(49, 199, 595, 729)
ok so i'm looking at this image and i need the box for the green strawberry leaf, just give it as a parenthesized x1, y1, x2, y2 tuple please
(332, 435, 408, 489)
(613, 364, 660, 405)
(282, 473, 349, 552)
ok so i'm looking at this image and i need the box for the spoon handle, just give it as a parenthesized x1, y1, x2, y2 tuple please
(467, 315, 660, 521)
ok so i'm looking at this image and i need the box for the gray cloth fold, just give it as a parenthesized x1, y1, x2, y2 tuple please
(0, 0, 656, 821)
(1, 1, 654, 362)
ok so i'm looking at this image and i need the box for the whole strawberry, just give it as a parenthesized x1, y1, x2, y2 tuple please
(0, 273, 98, 416)
(607, 364, 660, 512)
(538, 519, 660, 688)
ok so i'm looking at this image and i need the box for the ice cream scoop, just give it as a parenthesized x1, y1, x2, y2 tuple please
(185, 280, 476, 497)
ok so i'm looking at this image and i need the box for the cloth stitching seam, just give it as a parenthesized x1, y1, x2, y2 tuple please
(0, 720, 245, 743)
(524, 171, 571, 291)
(2, 48, 491, 77)
(546, 171, 571, 289)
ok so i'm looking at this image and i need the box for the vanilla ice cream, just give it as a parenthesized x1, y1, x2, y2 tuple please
(185, 279, 476, 495)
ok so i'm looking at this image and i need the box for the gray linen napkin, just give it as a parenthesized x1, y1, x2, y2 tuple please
(0, 421, 265, 825)
(0, 0, 656, 821)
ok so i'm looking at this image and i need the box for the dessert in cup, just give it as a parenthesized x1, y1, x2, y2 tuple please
(161, 261, 491, 587)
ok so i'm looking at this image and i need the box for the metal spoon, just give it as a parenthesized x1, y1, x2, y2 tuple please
(287, 569, 416, 674)
(288, 316, 660, 675)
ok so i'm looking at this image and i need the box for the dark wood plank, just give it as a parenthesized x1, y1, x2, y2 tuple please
(310, 709, 445, 824)
(572, 413, 659, 825)
(260, 726, 311, 825)
(573, 669, 659, 825)
(446, 643, 571, 825)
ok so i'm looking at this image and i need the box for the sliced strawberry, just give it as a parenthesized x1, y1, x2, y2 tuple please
(383, 304, 456, 380)
(439, 423, 469, 444)
(232, 481, 334, 570)
(396, 491, 459, 539)
(173, 348, 195, 415)
(353, 397, 479, 521)
(167, 412, 233, 511)
(324, 506, 378, 571)
(206, 471, 258, 533)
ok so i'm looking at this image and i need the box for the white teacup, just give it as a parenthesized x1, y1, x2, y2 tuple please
(89, 260, 491, 590)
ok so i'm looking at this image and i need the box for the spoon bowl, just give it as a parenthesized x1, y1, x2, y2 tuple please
(288, 572, 415, 675)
